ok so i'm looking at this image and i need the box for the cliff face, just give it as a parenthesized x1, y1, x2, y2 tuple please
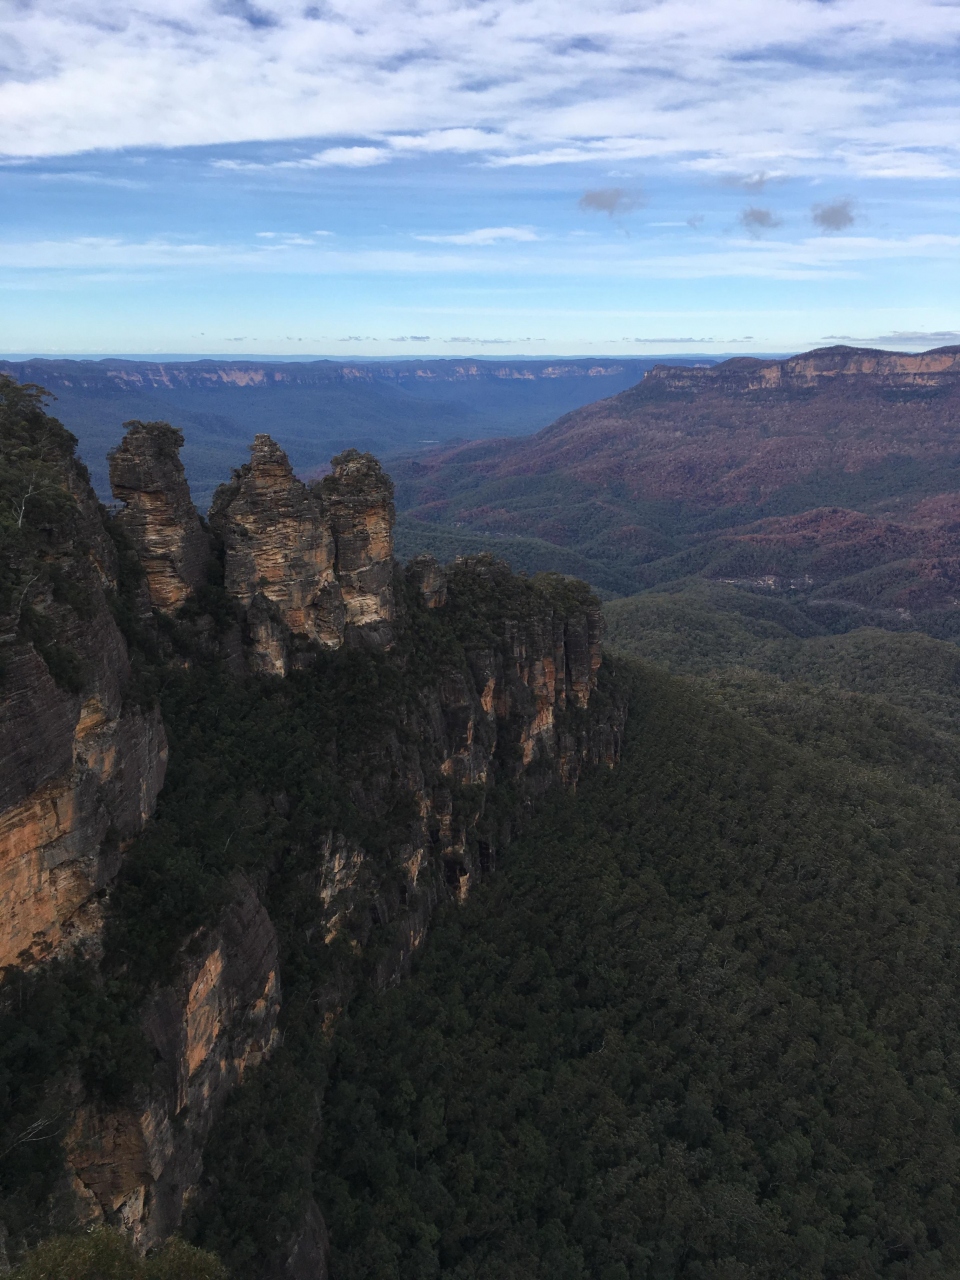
(0, 388, 167, 971)
(643, 344, 960, 394)
(1, 394, 624, 1273)
(310, 557, 618, 971)
(318, 449, 395, 648)
(0, 357, 641, 394)
(109, 421, 211, 613)
(209, 434, 345, 674)
(66, 880, 280, 1249)
(208, 438, 396, 671)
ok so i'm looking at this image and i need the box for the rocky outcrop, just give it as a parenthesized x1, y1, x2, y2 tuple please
(109, 421, 211, 613)
(318, 450, 396, 648)
(2, 387, 623, 1270)
(407, 554, 448, 608)
(209, 435, 345, 674)
(644, 344, 960, 394)
(66, 880, 279, 1250)
(1, 424, 167, 971)
(307, 558, 620, 976)
(208, 439, 396, 668)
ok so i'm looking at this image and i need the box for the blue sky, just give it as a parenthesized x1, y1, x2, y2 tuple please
(2, 0, 960, 358)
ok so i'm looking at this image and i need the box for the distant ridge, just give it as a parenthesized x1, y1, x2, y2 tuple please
(392, 343, 960, 631)
(0, 355, 716, 508)
(0, 355, 652, 390)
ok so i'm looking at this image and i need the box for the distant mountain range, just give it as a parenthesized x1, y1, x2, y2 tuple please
(394, 345, 960, 636)
(0, 355, 713, 509)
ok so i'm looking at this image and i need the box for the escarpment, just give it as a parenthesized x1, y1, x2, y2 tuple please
(643, 343, 960, 394)
(66, 880, 280, 1250)
(1, 398, 625, 1271)
(0, 382, 167, 972)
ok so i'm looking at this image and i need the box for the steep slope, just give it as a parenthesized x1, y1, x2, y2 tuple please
(0, 378, 167, 972)
(0, 392, 623, 1274)
(394, 345, 960, 633)
(308, 657, 960, 1278)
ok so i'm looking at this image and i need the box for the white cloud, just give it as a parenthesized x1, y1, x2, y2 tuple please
(0, 0, 958, 183)
(414, 226, 540, 246)
(215, 146, 389, 170)
(3, 230, 959, 284)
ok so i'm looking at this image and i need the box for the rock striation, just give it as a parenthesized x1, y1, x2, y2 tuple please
(66, 880, 280, 1249)
(1, 392, 623, 1272)
(1, 416, 167, 971)
(643, 343, 960, 394)
(209, 438, 395, 668)
(209, 434, 345, 674)
(318, 449, 396, 648)
(109, 421, 211, 613)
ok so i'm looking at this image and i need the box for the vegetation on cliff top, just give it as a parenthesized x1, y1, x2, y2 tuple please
(312, 657, 960, 1278)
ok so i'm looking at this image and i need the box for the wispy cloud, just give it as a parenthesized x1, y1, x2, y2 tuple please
(858, 330, 960, 345)
(414, 227, 539, 246)
(215, 146, 389, 171)
(4, 231, 959, 285)
(2, 0, 960, 182)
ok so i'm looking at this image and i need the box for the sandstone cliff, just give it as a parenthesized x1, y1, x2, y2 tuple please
(1, 390, 624, 1275)
(643, 343, 960, 394)
(65, 880, 279, 1250)
(109, 421, 211, 613)
(209, 434, 345, 674)
(318, 449, 395, 648)
(1, 385, 167, 971)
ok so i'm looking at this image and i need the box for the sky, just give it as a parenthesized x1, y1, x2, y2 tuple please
(2, 0, 960, 359)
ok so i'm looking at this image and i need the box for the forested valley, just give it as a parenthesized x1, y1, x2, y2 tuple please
(6, 359, 960, 1279)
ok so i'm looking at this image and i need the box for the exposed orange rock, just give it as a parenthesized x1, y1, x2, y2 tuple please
(109, 421, 211, 612)
(66, 881, 280, 1250)
(1, 441, 167, 971)
(319, 449, 396, 648)
(210, 434, 345, 674)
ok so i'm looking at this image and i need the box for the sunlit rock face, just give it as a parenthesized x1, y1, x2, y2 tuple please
(209, 435, 346, 674)
(1, 392, 621, 1273)
(318, 449, 396, 649)
(65, 880, 280, 1251)
(109, 421, 211, 613)
(1, 441, 167, 972)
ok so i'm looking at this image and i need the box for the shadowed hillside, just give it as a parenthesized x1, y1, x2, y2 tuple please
(394, 345, 960, 635)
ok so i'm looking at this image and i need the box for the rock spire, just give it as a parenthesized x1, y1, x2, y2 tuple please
(109, 421, 211, 612)
(209, 435, 345, 674)
(319, 448, 396, 648)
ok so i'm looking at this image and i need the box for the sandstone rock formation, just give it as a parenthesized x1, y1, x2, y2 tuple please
(1, 435, 167, 970)
(407, 553, 448, 608)
(309, 557, 620, 975)
(210, 435, 345, 674)
(318, 449, 396, 648)
(1, 386, 622, 1273)
(644, 343, 960, 393)
(66, 880, 279, 1249)
(109, 421, 211, 612)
